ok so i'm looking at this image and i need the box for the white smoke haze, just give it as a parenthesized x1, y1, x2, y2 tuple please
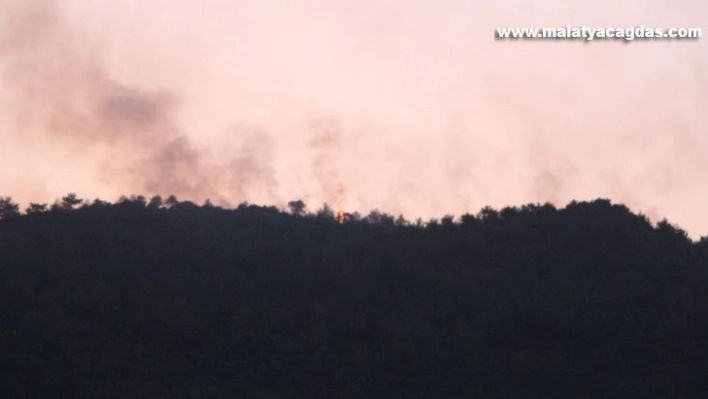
(0, 0, 706, 237)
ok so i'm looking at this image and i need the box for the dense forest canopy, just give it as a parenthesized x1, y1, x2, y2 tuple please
(1, 193, 708, 398)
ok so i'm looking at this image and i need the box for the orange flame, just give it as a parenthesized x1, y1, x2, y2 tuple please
(337, 211, 345, 224)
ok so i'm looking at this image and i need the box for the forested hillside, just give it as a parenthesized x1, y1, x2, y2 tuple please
(1, 195, 708, 398)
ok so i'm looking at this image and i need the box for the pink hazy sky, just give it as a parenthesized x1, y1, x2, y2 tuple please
(1, 0, 707, 238)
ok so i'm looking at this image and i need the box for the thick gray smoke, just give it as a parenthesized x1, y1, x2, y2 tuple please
(0, 0, 276, 204)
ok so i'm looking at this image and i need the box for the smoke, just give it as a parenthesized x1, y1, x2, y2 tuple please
(308, 117, 347, 211)
(1, 0, 707, 238)
(0, 0, 276, 203)
(222, 124, 278, 203)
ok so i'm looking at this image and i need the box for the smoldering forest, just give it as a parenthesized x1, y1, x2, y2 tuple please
(1, 0, 707, 237)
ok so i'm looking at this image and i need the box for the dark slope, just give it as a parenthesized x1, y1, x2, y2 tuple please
(1, 197, 707, 398)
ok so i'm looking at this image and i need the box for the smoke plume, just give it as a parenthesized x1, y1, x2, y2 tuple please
(308, 117, 347, 212)
(0, 0, 276, 204)
(1, 0, 707, 238)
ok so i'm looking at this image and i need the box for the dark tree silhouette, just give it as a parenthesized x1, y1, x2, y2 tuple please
(148, 195, 163, 209)
(0, 196, 20, 219)
(0, 195, 707, 398)
(25, 202, 48, 214)
(315, 202, 334, 218)
(287, 199, 307, 216)
(164, 194, 179, 208)
(60, 193, 83, 210)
